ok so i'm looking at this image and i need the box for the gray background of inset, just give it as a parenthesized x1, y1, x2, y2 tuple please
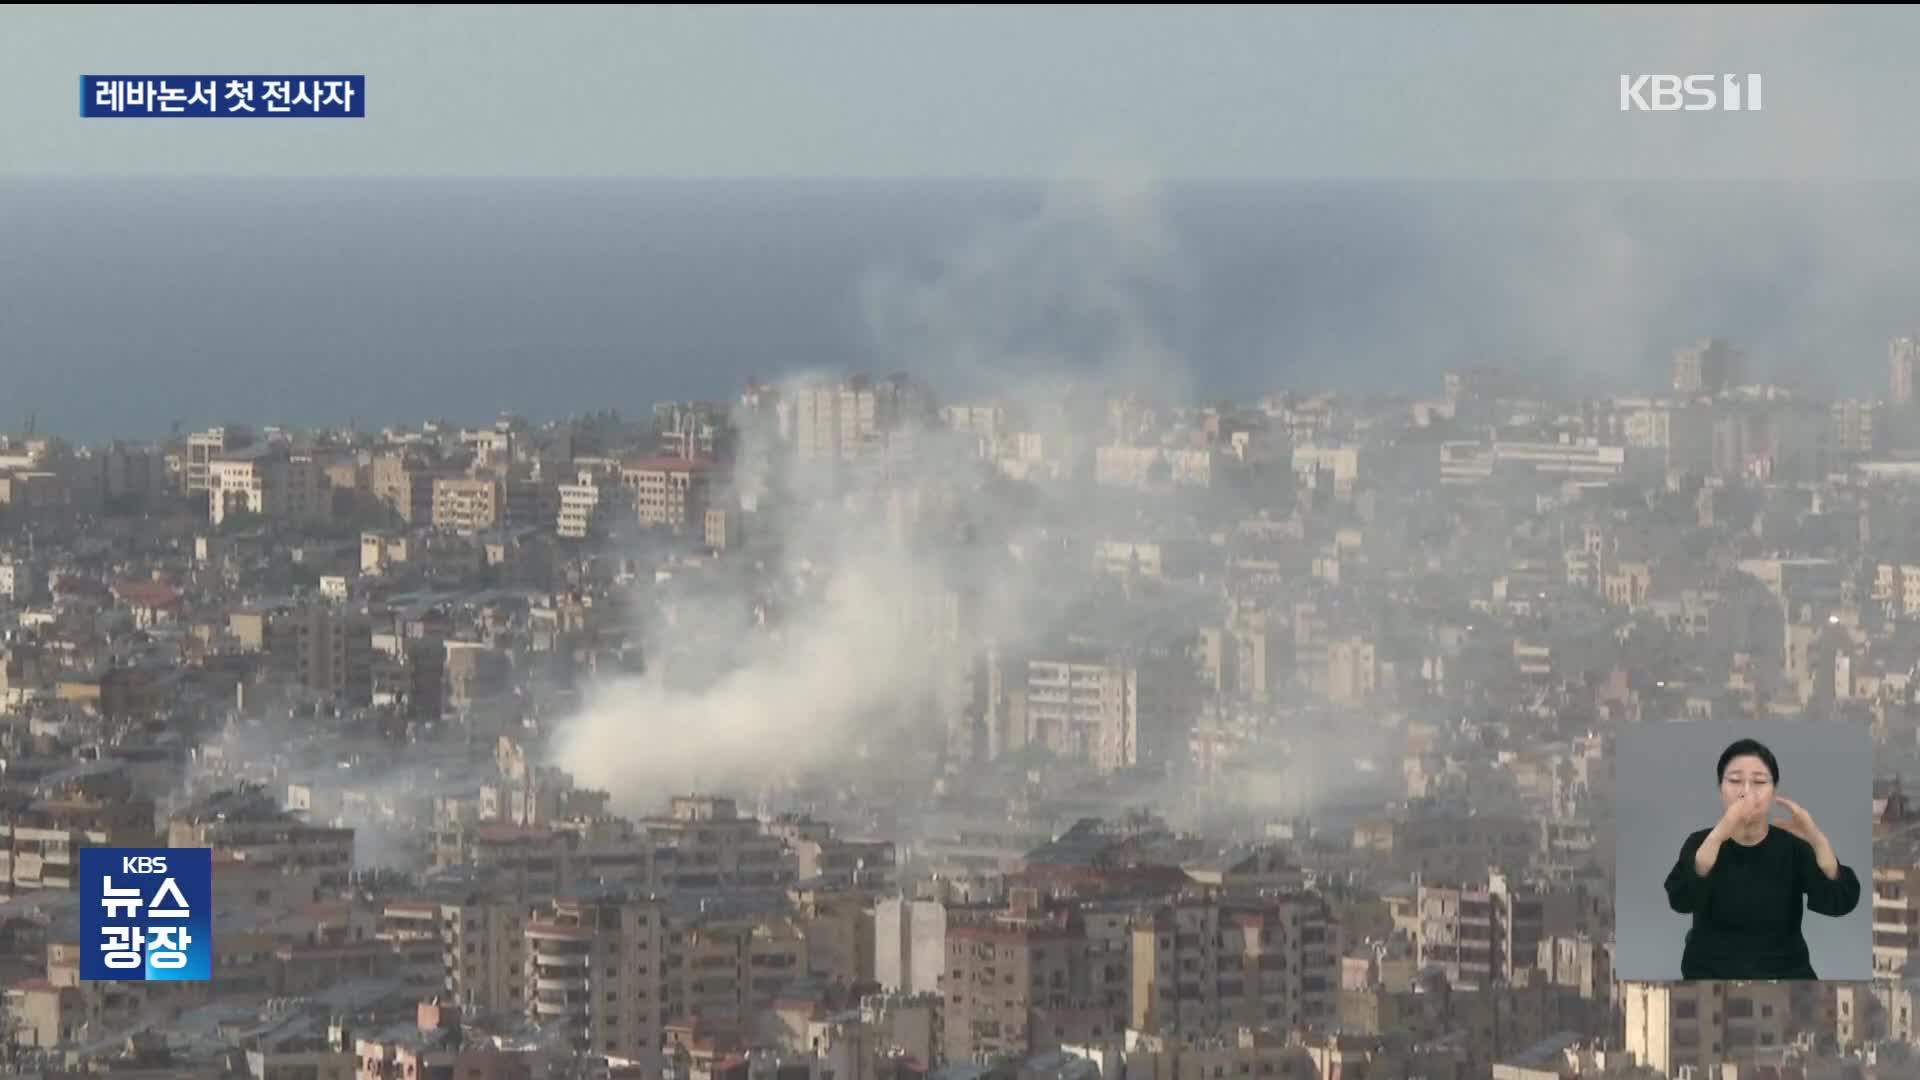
(1614, 719, 1872, 981)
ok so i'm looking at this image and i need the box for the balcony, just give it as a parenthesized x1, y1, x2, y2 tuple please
(533, 992, 590, 1018)
(531, 949, 591, 968)
(536, 974, 590, 993)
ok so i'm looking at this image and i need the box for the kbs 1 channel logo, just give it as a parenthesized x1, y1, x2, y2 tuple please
(79, 849, 212, 982)
(1619, 73, 1763, 112)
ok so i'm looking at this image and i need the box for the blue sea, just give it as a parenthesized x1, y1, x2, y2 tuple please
(1, 177, 1913, 444)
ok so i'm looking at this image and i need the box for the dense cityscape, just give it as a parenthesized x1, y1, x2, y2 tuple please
(0, 337, 1918, 1079)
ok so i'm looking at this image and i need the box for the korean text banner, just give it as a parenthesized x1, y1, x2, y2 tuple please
(81, 76, 365, 118)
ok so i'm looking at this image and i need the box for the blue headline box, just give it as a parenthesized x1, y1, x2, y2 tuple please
(81, 76, 364, 118)
(79, 848, 213, 982)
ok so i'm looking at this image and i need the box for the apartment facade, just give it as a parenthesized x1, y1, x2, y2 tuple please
(1621, 981, 1791, 1076)
(942, 915, 1080, 1065)
(432, 477, 505, 533)
(620, 458, 714, 531)
(208, 448, 332, 527)
(525, 892, 668, 1059)
(1130, 896, 1338, 1040)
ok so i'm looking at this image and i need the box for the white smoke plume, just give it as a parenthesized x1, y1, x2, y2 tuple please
(549, 179, 1198, 814)
(859, 174, 1196, 408)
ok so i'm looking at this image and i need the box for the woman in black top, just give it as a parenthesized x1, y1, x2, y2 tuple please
(1663, 738, 1862, 979)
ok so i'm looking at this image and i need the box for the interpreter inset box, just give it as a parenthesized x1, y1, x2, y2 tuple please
(1615, 720, 1871, 982)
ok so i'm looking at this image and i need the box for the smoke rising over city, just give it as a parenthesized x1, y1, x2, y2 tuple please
(15, 9, 1920, 1075)
(551, 182, 1196, 812)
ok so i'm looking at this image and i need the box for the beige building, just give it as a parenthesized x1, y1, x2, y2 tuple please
(0, 791, 156, 898)
(525, 890, 671, 1060)
(1129, 896, 1339, 1040)
(1121, 1029, 1322, 1080)
(1895, 336, 1918, 406)
(357, 1001, 533, 1080)
(556, 470, 633, 540)
(1325, 636, 1377, 704)
(1621, 980, 1791, 1076)
(1873, 563, 1920, 618)
(375, 900, 446, 992)
(942, 914, 1081, 1064)
(638, 796, 795, 891)
(1228, 599, 1290, 703)
(792, 375, 929, 464)
(1198, 605, 1286, 703)
(186, 426, 253, 493)
(670, 916, 807, 1030)
(1534, 934, 1613, 1003)
(1674, 339, 1746, 396)
(1415, 883, 1497, 989)
(1414, 872, 1555, 990)
(432, 477, 505, 533)
(1093, 539, 1210, 582)
(621, 458, 714, 530)
(444, 640, 510, 711)
(1356, 811, 1538, 884)
(445, 895, 532, 1014)
(430, 824, 575, 896)
(518, 883, 811, 1059)
(1021, 652, 1194, 773)
(249, 1040, 356, 1080)
(208, 447, 332, 527)
(427, 819, 642, 897)
(294, 603, 374, 704)
(1874, 866, 1920, 977)
(4, 980, 85, 1048)
(0, 471, 65, 511)
(231, 602, 374, 703)
(0, 560, 41, 603)
(1833, 399, 1885, 457)
(381, 890, 533, 1014)
(1291, 444, 1362, 498)
(1094, 446, 1216, 492)
(361, 531, 410, 574)
(790, 835, 896, 891)
(370, 452, 437, 524)
(167, 784, 355, 892)
(793, 887, 873, 986)
(320, 457, 361, 494)
(704, 508, 738, 552)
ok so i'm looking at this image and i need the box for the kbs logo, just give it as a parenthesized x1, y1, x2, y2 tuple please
(80, 847, 211, 982)
(1620, 74, 1763, 112)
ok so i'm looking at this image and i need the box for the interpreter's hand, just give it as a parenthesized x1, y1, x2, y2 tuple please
(1772, 795, 1822, 844)
(1718, 791, 1769, 833)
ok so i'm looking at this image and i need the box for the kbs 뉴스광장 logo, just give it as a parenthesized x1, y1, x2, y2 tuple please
(79, 848, 212, 981)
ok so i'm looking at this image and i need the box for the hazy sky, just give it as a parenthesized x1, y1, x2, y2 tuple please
(6, 5, 1920, 181)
